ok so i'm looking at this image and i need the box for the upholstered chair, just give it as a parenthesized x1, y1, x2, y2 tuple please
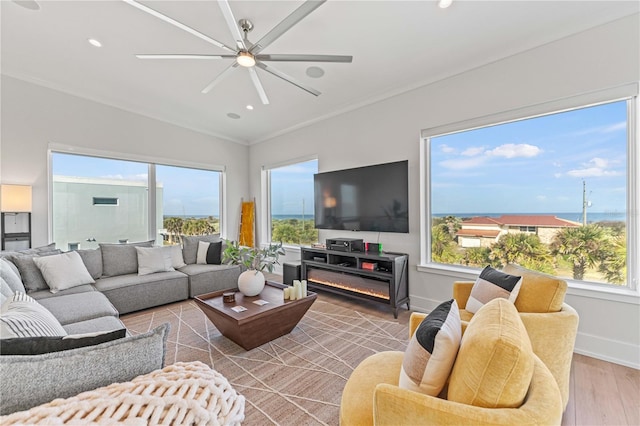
(340, 299, 564, 426)
(452, 264, 579, 410)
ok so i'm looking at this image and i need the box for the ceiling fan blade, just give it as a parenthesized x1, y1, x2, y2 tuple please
(256, 54, 352, 63)
(248, 68, 270, 105)
(201, 62, 239, 94)
(250, 0, 326, 55)
(256, 62, 320, 97)
(123, 0, 236, 54)
(217, 0, 247, 51)
(136, 54, 236, 59)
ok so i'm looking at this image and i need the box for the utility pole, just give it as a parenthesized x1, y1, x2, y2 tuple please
(582, 180, 588, 226)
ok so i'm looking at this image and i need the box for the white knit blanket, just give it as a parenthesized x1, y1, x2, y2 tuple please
(0, 361, 245, 425)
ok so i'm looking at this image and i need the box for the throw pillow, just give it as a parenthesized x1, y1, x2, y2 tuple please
(32, 251, 95, 293)
(182, 234, 220, 265)
(196, 241, 222, 265)
(0, 328, 126, 355)
(466, 265, 522, 314)
(0, 258, 26, 293)
(502, 264, 567, 313)
(168, 245, 186, 269)
(76, 247, 103, 279)
(0, 292, 67, 338)
(99, 240, 154, 277)
(1, 277, 14, 305)
(399, 299, 461, 396)
(448, 298, 534, 408)
(136, 246, 175, 276)
(9, 251, 62, 293)
(0, 323, 169, 416)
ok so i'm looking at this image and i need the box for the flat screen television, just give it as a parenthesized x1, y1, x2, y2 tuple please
(314, 160, 409, 233)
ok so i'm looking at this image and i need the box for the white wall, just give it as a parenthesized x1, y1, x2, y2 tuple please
(0, 76, 249, 246)
(249, 15, 640, 368)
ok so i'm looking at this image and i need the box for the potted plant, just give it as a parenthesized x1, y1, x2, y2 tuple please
(223, 240, 286, 296)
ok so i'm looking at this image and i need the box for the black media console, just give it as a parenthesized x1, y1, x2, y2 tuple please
(300, 247, 409, 318)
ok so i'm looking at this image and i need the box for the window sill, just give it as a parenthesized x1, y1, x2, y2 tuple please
(417, 263, 640, 305)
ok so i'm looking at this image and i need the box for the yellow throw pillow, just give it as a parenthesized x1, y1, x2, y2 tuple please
(448, 298, 534, 408)
(503, 264, 567, 313)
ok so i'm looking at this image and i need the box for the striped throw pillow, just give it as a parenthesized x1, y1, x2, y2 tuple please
(466, 266, 523, 314)
(0, 292, 67, 338)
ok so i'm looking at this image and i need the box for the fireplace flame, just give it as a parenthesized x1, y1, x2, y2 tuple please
(308, 279, 390, 300)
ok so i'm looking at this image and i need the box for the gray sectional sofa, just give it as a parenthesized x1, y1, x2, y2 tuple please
(0, 235, 241, 415)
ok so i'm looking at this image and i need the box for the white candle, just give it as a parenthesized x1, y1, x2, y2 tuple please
(293, 281, 301, 300)
(301, 280, 307, 297)
(289, 285, 297, 301)
(283, 287, 290, 300)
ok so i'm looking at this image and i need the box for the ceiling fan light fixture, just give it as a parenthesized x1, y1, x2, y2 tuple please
(88, 38, 102, 47)
(237, 52, 256, 67)
(438, 0, 453, 8)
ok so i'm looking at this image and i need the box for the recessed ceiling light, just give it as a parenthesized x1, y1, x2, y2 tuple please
(306, 66, 325, 79)
(438, 0, 453, 9)
(227, 113, 241, 119)
(246, 105, 254, 111)
(12, 0, 40, 10)
(88, 38, 102, 48)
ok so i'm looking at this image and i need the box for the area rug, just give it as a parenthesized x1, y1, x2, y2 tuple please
(121, 298, 409, 425)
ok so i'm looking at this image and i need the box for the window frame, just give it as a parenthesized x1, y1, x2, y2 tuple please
(419, 84, 639, 295)
(261, 155, 318, 248)
(47, 144, 226, 244)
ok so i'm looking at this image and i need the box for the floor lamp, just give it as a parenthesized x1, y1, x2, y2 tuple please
(1, 184, 33, 250)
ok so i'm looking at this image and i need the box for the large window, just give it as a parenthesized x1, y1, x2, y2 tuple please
(51, 152, 221, 250)
(422, 93, 637, 289)
(265, 158, 318, 246)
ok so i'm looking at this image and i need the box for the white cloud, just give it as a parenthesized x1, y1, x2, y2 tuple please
(439, 156, 487, 170)
(461, 146, 485, 156)
(566, 157, 622, 178)
(486, 143, 542, 158)
(439, 144, 456, 153)
(536, 195, 547, 201)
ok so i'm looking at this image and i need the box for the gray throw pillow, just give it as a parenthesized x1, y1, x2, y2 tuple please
(0, 323, 170, 415)
(0, 258, 26, 293)
(76, 248, 103, 279)
(9, 251, 62, 293)
(182, 234, 220, 265)
(99, 241, 154, 277)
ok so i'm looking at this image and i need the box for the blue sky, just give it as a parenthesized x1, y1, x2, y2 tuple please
(270, 159, 317, 216)
(431, 100, 627, 215)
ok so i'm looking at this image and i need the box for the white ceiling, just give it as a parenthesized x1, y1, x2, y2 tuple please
(2, 1, 638, 144)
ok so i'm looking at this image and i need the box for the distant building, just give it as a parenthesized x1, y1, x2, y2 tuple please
(456, 214, 581, 248)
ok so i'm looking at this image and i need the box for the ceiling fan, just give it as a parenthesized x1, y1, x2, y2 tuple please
(124, 0, 353, 105)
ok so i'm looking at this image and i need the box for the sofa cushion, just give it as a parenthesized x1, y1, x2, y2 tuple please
(9, 251, 62, 293)
(0, 243, 57, 259)
(179, 263, 241, 298)
(182, 234, 220, 265)
(0, 323, 169, 415)
(196, 240, 222, 265)
(99, 240, 154, 277)
(0, 258, 25, 293)
(62, 315, 126, 335)
(0, 293, 67, 338)
(37, 292, 119, 325)
(448, 298, 534, 408)
(399, 299, 461, 396)
(1, 278, 15, 305)
(466, 265, 522, 314)
(32, 251, 95, 293)
(28, 284, 96, 301)
(503, 264, 567, 313)
(0, 328, 126, 355)
(76, 247, 103, 279)
(136, 246, 175, 275)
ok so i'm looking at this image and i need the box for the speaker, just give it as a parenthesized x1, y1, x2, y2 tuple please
(283, 261, 301, 285)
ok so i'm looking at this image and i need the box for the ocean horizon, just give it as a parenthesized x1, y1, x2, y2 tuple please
(165, 212, 626, 223)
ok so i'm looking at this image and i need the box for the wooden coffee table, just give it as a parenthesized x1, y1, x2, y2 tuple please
(194, 281, 317, 350)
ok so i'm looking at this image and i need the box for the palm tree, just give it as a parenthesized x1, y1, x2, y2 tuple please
(431, 226, 460, 263)
(489, 232, 550, 269)
(598, 232, 626, 284)
(164, 217, 183, 244)
(551, 224, 611, 281)
(464, 247, 491, 267)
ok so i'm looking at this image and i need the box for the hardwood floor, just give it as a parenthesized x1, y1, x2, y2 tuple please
(270, 273, 640, 425)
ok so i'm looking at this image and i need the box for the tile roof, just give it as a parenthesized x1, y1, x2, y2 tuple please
(461, 215, 580, 228)
(456, 229, 501, 238)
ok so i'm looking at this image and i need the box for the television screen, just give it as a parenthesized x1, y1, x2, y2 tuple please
(314, 160, 409, 233)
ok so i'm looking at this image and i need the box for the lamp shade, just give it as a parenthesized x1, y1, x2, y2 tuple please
(0, 185, 33, 212)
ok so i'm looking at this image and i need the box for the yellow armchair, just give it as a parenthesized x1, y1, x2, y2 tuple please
(340, 303, 564, 426)
(453, 264, 579, 410)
